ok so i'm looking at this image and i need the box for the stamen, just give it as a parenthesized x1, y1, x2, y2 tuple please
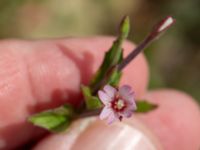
(116, 99, 125, 109)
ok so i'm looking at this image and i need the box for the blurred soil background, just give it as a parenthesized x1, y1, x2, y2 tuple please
(0, 0, 199, 102)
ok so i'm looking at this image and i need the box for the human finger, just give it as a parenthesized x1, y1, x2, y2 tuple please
(0, 36, 149, 149)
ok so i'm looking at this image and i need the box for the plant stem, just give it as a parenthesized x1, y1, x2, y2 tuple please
(80, 16, 175, 117)
(78, 109, 101, 118)
(117, 33, 154, 71)
(117, 16, 175, 71)
(92, 16, 175, 94)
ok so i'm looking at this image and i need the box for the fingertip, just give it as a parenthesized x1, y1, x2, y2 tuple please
(137, 89, 200, 150)
(33, 117, 162, 150)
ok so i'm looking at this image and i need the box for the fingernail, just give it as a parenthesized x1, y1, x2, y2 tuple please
(33, 118, 96, 150)
(72, 118, 162, 150)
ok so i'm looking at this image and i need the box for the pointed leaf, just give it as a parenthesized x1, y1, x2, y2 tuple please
(81, 85, 102, 109)
(135, 100, 158, 113)
(120, 16, 130, 39)
(107, 70, 122, 86)
(28, 105, 74, 132)
(90, 17, 130, 89)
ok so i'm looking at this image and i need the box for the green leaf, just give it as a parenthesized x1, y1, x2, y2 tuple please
(90, 43, 123, 88)
(90, 16, 130, 88)
(107, 70, 122, 86)
(28, 105, 74, 132)
(135, 100, 158, 113)
(81, 85, 102, 109)
(120, 16, 130, 39)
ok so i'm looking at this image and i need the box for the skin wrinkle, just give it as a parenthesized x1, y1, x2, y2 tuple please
(56, 42, 95, 85)
(25, 44, 56, 110)
(0, 49, 28, 119)
(24, 45, 51, 107)
(22, 48, 41, 112)
(0, 40, 81, 150)
(0, 50, 20, 96)
(0, 47, 38, 150)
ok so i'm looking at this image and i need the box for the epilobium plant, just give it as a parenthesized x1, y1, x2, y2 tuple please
(98, 85, 136, 124)
(29, 16, 175, 132)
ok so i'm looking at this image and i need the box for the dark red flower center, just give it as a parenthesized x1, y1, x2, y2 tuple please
(111, 97, 126, 112)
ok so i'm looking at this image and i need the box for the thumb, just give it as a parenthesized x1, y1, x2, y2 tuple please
(32, 117, 162, 150)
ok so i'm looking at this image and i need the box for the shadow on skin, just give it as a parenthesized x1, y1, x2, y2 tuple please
(0, 42, 97, 149)
(17, 45, 96, 149)
(57, 43, 95, 85)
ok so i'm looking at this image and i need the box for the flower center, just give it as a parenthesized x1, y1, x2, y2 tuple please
(112, 98, 126, 111)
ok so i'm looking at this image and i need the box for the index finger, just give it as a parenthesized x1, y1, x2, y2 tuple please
(0, 36, 149, 149)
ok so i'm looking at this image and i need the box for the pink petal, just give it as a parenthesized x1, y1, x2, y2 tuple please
(107, 112, 119, 124)
(119, 85, 132, 97)
(120, 100, 136, 118)
(98, 90, 112, 105)
(103, 85, 117, 98)
(121, 110, 134, 118)
(123, 105, 136, 117)
(119, 85, 132, 94)
(129, 100, 137, 110)
(125, 93, 135, 103)
(99, 107, 112, 120)
(126, 101, 137, 111)
(119, 85, 134, 102)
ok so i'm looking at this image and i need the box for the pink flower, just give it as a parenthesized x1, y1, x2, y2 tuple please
(98, 84, 136, 124)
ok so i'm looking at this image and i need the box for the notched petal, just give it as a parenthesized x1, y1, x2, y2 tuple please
(98, 91, 112, 105)
(122, 110, 133, 118)
(107, 112, 119, 124)
(98, 85, 136, 124)
(119, 85, 133, 98)
(103, 85, 117, 98)
(99, 107, 112, 120)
